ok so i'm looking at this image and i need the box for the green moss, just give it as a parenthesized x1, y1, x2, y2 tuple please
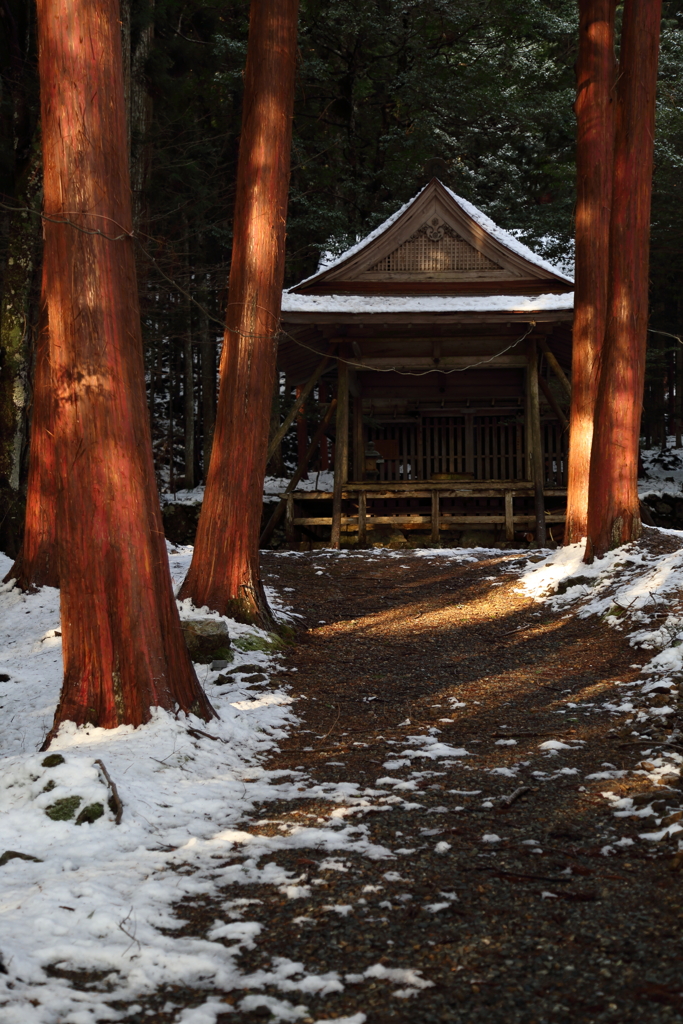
(232, 633, 285, 653)
(211, 646, 233, 662)
(45, 796, 81, 821)
(42, 754, 65, 768)
(275, 623, 296, 644)
(76, 802, 104, 825)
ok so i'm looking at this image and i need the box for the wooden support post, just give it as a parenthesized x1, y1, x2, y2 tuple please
(465, 414, 474, 476)
(259, 398, 337, 547)
(330, 356, 349, 548)
(358, 490, 367, 547)
(527, 340, 547, 546)
(505, 490, 514, 541)
(267, 348, 334, 462)
(285, 493, 295, 546)
(353, 393, 364, 482)
(431, 488, 440, 545)
(538, 338, 571, 399)
(538, 373, 568, 429)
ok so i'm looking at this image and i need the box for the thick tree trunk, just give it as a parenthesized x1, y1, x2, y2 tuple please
(179, 0, 299, 625)
(564, 0, 616, 544)
(585, 0, 662, 560)
(4, 268, 58, 590)
(36, 0, 213, 739)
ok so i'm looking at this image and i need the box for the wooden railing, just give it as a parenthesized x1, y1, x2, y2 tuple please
(282, 480, 567, 546)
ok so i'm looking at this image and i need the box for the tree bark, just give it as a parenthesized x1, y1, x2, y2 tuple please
(564, 0, 616, 544)
(179, 0, 299, 625)
(585, 0, 662, 560)
(36, 0, 213, 739)
(4, 268, 58, 590)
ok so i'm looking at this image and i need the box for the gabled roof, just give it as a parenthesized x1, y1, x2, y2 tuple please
(289, 179, 572, 296)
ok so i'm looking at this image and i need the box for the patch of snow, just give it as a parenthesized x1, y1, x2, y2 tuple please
(0, 548, 400, 1024)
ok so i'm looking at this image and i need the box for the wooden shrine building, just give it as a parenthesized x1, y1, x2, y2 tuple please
(273, 179, 574, 548)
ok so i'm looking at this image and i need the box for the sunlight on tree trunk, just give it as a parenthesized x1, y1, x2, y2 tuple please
(4, 269, 58, 591)
(36, 0, 214, 741)
(585, 0, 662, 560)
(564, 0, 616, 545)
(179, 0, 299, 626)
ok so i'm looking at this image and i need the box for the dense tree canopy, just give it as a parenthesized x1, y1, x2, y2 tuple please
(2, 0, 683, 535)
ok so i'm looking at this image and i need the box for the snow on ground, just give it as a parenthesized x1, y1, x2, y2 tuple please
(0, 545, 393, 1024)
(160, 473, 335, 507)
(3, 536, 682, 1021)
(515, 528, 683, 697)
(639, 437, 683, 498)
(0, 544, 495, 1024)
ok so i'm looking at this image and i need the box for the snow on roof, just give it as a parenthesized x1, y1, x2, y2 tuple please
(281, 291, 574, 316)
(441, 184, 573, 284)
(293, 190, 421, 289)
(290, 181, 573, 291)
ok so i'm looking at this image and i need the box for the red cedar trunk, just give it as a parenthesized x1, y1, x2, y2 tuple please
(564, 0, 616, 544)
(585, 0, 662, 560)
(4, 269, 58, 590)
(179, 0, 299, 625)
(36, 0, 214, 738)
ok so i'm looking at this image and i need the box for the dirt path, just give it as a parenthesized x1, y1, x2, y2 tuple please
(142, 548, 683, 1024)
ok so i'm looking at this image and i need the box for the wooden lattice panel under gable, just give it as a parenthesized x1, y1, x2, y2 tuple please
(369, 216, 502, 274)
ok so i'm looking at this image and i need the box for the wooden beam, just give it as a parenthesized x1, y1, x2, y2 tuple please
(353, 392, 364, 481)
(538, 374, 568, 429)
(527, 340, 547, 546)
(431, 489, 440, 544)
(285, 493, 295, 545)
(358, 490, 367, 546)
(260, 399, 337, 547)
(538, 338, 571, 398)
(267, 347, 334, 462)
(293, 513, 567, 527)
(330, 355, 349, 548)
(349, 355, 528, 369)
(505, 490, 514, 541)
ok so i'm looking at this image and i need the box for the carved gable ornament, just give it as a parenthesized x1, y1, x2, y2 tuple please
(290, 179, 573, 295)
(369, 216, 502, 276)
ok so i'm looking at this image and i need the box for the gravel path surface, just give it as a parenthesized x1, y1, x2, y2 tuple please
(128, 546, 683, 1024)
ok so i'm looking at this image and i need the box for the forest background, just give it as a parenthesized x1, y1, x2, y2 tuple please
(2, 0, 683, 557)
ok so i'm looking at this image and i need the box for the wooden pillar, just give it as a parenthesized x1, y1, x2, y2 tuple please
(431, 488, 440, 545)
(285, 493, 295, 546)
(358, 490, 367, 547)
(465, 413, 474, 476)
(353, 393, 364, 482)
(296, 386, 308, 480)
(505, 490, 514, 541)
(330, 355, 349, 548)
(319, 381, 330, 469)
(527, 340, 546, 546)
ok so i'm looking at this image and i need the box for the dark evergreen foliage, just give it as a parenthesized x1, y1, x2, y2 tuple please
(2, 0, 683, 516)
